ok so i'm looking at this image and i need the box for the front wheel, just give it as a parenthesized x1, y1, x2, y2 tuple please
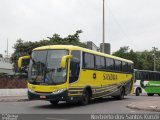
(147, 93, 154, 96)
(80, 90, 90, 105)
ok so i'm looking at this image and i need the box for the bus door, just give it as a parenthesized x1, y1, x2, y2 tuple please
(69, 50, 81, 84)
(69, 58, 80, 83)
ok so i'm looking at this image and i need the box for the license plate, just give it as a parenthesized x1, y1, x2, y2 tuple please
(40, 96, 46, 99)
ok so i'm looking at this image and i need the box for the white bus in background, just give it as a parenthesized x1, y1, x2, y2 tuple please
(134, 69, 160, 96)
(134, 70, 146, 96)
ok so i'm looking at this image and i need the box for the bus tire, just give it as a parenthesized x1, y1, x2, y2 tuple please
(114, 87, 125, 100)
(135, 88, 141, 96)
(147, 93, 154, 96)
(158, 94, 160, 96)
(49, 100, 59, 105)
(80, 90, 90, 105)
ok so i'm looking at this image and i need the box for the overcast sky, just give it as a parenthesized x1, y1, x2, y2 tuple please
(0, 0, 160, 55)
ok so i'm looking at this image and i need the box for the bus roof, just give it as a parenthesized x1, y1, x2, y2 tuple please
(134, 69, 160, 73)
(33, 45, 133, 64)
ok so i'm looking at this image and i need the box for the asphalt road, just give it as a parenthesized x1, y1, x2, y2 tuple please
(0, 94, 159, 120)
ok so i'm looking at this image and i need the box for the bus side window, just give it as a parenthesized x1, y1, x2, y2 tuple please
(83, 52, 94, 69)
(128, 63, 133, 73)
(115, 60, 122, 72)
(106, 58, 114, 70)
(95, 55, 105, 70)
(122, 62, 128, 72)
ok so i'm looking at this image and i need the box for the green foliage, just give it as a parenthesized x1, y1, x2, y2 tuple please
(113, 46, 140, 69)
(11, 30, 160, 72)
(11, 30, 86, 72)
(113, 46, 160, 71)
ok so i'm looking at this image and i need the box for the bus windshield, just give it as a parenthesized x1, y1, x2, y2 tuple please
(28, 50, 68, 85)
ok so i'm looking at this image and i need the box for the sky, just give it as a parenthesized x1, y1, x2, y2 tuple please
(0, 0, 160, 55)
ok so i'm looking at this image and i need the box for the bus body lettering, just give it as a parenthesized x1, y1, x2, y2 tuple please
(103, 73, 118, 80)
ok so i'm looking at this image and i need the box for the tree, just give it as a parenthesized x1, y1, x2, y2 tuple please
(113, 46, 160, 71)
(11, 30, 86, 72)
(113, 46, 140, 69)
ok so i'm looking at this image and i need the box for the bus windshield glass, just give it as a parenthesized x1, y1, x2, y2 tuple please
(28, 50, 68, 85)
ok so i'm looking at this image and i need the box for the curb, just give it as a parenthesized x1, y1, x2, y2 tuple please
(127, 102, 160, 112)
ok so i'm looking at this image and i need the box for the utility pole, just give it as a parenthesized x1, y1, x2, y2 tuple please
(102, 0, 105, 53)
(7, 38, 8, 58)
(152, 47, 157, 71)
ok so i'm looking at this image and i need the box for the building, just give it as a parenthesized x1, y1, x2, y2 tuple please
(86, 41, 111, 54)
(86, 41, 99, 51)
(100, 43, 111, 54)
(0, 56, 13, 74)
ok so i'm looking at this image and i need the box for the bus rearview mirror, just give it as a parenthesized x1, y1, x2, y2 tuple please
(18, 55, 31, 69)
(61, 55, 72, 69)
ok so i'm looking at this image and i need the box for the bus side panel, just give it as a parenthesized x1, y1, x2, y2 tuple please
(144, 81, 160, 94)
(68, 69, 101, 98)
(68, 69, 133, 99)
(101, 72, 133, 97)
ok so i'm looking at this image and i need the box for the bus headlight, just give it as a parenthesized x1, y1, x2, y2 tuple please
(28, 88, 32, 92)
(52, 89, 66, 94)
(28, 88, 35, 93)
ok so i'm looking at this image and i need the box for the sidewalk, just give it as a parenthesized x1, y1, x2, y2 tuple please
(127, 100, 160, 112)
(0, 88, 28, 102)
(0, 95, 28, 102)
(0, 88, 27, 96)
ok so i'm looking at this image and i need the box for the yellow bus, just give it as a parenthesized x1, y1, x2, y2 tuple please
(18, 45, 133, 105)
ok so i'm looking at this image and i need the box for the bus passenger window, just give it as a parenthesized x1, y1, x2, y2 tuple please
(115, 60, 122, 71)
(83, 53, 94, 69)
(122, 62, 128, 72)
(106, 58, 114, 70)
(128, 63, 133, 73)
(95, 56, 105, 69)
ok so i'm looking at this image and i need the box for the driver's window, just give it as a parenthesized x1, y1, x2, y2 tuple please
(69, 50, 81, 83)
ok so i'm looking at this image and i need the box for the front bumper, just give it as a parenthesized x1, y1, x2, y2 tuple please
(28, 90, 69, 101)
